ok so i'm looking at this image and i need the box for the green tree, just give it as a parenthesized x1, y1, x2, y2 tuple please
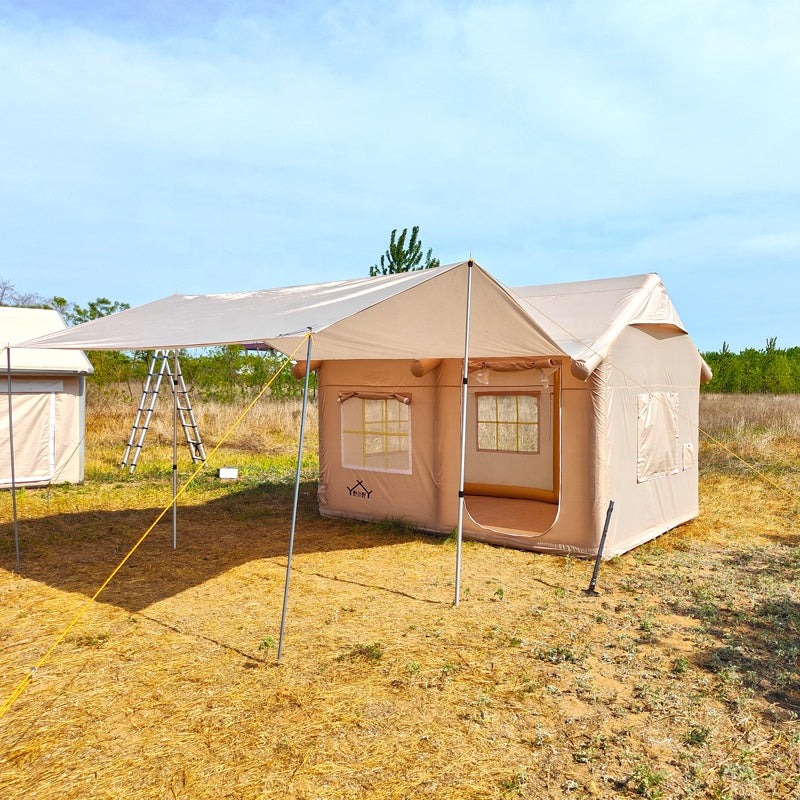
(369, 226, 440, 276)
(702, 339, 800, 394)
(786, 346, 800, 393)
(180, 345, 313, 402)
(762, 337, 793, 393)
(48, 295, 72, 319)
(66, 297, 129, 325)
(739, 347, 763, 393)
(702, 341, 742, 393)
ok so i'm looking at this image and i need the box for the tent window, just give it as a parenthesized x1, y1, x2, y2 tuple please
(637, 392, 680, 482)
(476, 392, 539, 453)
(341, 397, 411, 474)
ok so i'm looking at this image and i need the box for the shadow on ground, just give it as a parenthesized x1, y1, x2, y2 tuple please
(0, 481, 435, 613)
(669, 543, 800, 717)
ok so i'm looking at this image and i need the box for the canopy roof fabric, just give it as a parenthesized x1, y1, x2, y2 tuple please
(25, 264, 465, 353)
(18, 262, 694, 377)
(0, 307, 93, 374)
(18, 262, 561, 360)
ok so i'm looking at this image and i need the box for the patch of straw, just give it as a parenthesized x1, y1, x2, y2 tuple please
(0, 395, 798, 798)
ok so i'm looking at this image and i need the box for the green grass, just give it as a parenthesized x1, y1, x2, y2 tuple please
(338, 642, 384, 663)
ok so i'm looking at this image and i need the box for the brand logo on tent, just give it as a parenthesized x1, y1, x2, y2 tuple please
(347, 479, 372, 499)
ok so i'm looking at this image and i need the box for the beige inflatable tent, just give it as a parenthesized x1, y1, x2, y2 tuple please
(1, 308, 93, 487)
(312, 270, 711, 557)
(20, 261, 710, 556)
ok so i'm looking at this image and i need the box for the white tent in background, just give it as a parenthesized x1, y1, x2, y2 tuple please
(19, 261, 711, 656)
(1, 307, 93, 487)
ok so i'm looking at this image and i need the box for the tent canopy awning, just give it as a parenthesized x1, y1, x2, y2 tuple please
(17, 261, 702, 378)
(18, 262, 566, 361)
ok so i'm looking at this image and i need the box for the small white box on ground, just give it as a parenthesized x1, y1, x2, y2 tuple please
(218, 467, 239, 480)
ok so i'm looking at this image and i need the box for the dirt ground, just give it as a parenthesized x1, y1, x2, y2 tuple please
(0, 441, 799, 798)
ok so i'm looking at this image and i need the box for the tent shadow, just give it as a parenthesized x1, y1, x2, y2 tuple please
(667, 546, 800, 719)
(0, 481, 435, 613)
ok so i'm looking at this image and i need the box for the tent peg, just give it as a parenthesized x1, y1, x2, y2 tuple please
(583, 500, 615, 597)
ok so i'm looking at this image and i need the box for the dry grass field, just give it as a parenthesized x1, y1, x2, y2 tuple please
(1, 391, 799, 799)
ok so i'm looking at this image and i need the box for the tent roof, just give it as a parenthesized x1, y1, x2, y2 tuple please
(18, 263, 702, 378)
(509, 272, 688, 379)
(0, 307, 93, 374)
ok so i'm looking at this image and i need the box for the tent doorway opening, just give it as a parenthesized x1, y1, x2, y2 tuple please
(463, 360, 561, 536)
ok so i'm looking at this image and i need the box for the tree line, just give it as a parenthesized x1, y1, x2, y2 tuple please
(701, 338, 800, 394)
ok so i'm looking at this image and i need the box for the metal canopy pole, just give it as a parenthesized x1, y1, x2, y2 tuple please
(6, 347, 20, 574)
(454, 261, 474, 606)
(277, 331, 313, 664)
(172, 349, 178, 550)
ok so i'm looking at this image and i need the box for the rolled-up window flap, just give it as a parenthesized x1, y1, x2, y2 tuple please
(290, 360, 323, 379)
(410, 358, 442, 377)
(467, 357, 557, 373)
(337, 391, 411, 405)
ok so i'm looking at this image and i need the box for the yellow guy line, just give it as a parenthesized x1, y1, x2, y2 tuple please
(520, 298, 800, 507)
(0, 336, 312, 721)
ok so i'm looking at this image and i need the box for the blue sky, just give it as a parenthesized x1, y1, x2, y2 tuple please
(1, 0, 798, 351)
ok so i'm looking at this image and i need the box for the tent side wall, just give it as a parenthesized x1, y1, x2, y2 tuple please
(317, 360, 443, 530)
(0, 373, 87, 487)
(316, 356, 604, 554)
(64, 374, 87, 484)
(315, 331, 702, 558)
(601, 324, 702, 556)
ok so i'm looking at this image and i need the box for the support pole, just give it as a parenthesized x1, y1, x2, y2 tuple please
(172, 349, 178, 550)
(583, 500, 615, 596)
(6, 347, 20, 574)
(277, 331, 313, 664)
(454, 261, 474, 606)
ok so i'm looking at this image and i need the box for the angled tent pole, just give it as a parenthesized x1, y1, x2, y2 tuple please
(5, 346, 20, 574)
(583, 500, 615, 596)
(454, 261, 474, 606)
(277, 331, 313, 664)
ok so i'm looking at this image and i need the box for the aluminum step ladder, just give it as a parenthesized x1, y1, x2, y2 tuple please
(121, 350, 207, 474)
